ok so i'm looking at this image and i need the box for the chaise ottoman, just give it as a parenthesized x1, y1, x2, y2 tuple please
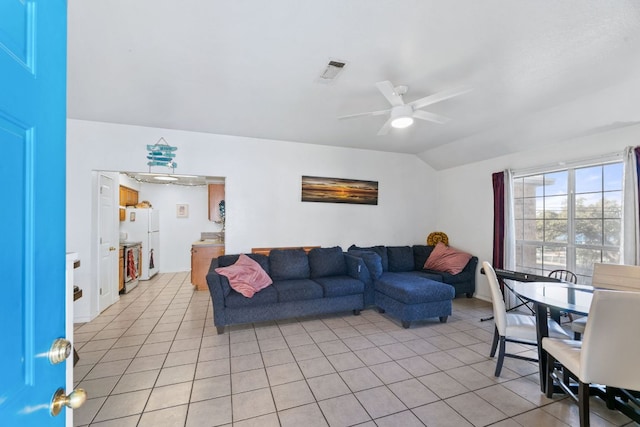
(374, 273, 456, 328)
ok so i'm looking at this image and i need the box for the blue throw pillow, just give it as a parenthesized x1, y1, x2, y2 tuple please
(387, 246, 414, 272)
(269, 249, 310, 280)
(348, 249, 383, 279)
(349, 244, 388, 271)
(217, 254, 239, 268)
(412, 245, 435, 271)
(308, 246, 346, 278)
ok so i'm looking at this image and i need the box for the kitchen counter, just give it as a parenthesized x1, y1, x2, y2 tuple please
(192, 239, 225, 247)
(191, 242, 225, 291)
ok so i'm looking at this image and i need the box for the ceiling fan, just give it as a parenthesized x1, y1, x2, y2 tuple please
(339, 80, 471, 135)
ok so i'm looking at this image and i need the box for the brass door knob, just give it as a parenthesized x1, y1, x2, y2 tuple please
(109, 246, 117, 251)
(48, 338, 72, 365)
(50, 387, 87, 416)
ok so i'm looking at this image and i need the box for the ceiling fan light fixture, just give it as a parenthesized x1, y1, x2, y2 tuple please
(391, 116, 414, 129)
(153, 175, 178, 182)
(390, 104, 414, 129)
(338, 80, 469, 135)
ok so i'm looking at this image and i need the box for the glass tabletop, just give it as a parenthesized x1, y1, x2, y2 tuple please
(512, 281, 594, 315)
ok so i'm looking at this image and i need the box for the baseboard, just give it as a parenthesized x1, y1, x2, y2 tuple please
(73, 314, 93, 324)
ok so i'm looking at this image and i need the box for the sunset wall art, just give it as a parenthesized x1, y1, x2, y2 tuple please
(301, 176, 378, 205)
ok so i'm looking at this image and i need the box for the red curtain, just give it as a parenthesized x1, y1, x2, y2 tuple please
(492, 171, 505, 270)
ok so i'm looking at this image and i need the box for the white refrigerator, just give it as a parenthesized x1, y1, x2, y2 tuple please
(122, 207, 160, 280)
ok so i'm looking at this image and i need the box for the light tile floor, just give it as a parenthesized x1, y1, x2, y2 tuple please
(73, 272, 637, 426)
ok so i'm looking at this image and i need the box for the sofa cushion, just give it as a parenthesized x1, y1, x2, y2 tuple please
(424, 242, 472, 275)
(375, 273, 455, 304)
(213, 274, 233, 298)
(270, 249, 310, 281)
(349, 245, 389, 271)
(309, 246, 346, 278)
(431, 269, 473, 285)
(347, 249, 383, 279)
(314, 276, 365, 297)
(225, 285, 278, 308)
(387, 246, 414, 272)
(413, 245, 435, 271)
(218, 253, 270, 274)
(405, 270, 444, 282)
(272, 279, 323, 302)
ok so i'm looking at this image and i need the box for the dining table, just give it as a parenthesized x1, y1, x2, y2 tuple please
(511, 280, 593, 392)
(512, 281, 640, 424)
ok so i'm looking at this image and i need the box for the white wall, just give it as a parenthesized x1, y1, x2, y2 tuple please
(435, 124, 640, 302)
(68, 119, 640, 320)
(139, 183, 217, 273)
(68, 119, 438, 321)
(119, 173, 141, 191)
(115, 174, 215, 272)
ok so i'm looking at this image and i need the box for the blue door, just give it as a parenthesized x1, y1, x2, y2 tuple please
(0, 1, 68, 425)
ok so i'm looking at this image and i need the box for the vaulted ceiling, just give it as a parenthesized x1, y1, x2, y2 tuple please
(67, 0, 640, 170)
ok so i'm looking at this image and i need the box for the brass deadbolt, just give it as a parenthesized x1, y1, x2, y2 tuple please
(49, 338, 72, 365)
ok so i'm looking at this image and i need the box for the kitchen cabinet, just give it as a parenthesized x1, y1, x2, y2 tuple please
(191, 243, 225, 291)
(119, 185, 139, 221)
(208, 184, 225, 222)
(119, 186, 139, 206)
(128, 188, 139, 206)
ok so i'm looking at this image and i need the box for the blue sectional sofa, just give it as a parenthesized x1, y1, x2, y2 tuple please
(206, 247, 368, 334)
(206, 244, 478, 333)
(349, 244, 477, 298)
(347, 245, 478, 328)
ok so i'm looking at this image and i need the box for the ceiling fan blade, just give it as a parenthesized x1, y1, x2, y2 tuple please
(377, 117, 393, 135)
(409, 86, 472, 110)
(413, 110, 451, 124)
(375, 81, 404, 107)
(338, 109, 390, 120)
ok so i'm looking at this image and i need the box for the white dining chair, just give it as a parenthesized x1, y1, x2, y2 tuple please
(543, 289, 640, 427)
(571, 263, 640, 339)
(483, 261, 570, 377)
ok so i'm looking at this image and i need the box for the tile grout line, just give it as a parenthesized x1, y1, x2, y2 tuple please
(79, 273, 192, 425)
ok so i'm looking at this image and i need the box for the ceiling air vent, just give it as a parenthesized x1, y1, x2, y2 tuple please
(317, 59, 347, 83)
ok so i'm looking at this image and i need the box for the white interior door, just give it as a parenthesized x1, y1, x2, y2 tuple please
(98, 173, 118, 312)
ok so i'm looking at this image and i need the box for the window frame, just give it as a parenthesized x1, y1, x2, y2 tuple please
(511, 155, 623, 284)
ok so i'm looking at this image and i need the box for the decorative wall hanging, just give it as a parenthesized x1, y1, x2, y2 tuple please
(427, 231, 449, 246)
(147, 137, 178, 172)
(301, 176, 378, 205)
(176, 204, 189, 218)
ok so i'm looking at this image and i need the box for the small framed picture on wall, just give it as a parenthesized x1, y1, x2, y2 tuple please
(176, 204, 189, 218)
(130, 211, 136, 222)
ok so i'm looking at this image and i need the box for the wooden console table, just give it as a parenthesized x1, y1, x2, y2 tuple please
(251, 246, 320, 256)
